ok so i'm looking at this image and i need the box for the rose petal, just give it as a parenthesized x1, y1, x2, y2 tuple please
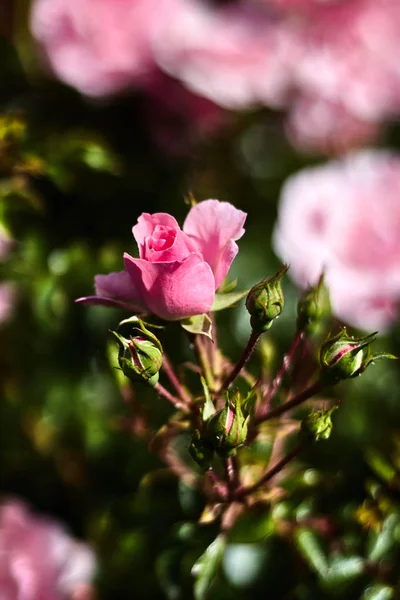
(183, 199, 246, 288)
(124, 252, 215, 320)
(76, 270, 145, 312)
(95, 271, 145, 305)
(132, 213, 181, 258)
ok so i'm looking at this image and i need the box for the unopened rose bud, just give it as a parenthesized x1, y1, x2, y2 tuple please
(206, 390, 248, 457)
(112, 321, 163, 387)
(319, 328, 395, 386)
(297, 275, 330, 335)
(301, 407, 337, 444)
(246, 265, 288, 333)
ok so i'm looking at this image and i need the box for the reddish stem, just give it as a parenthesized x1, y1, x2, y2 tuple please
(154, 382, 184, 410)
(254, 380, 322, 425)
(220, 330, 260, 393)
(235, 444, 302, 500)
(259, 330, 305, 417)
(162, 353, 192, 406)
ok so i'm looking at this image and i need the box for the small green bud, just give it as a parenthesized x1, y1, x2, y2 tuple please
(189, 429, 214, 470)
(301, 407, 337, 443)
(112, 320, 163, 386)
(319, 328, 396, 386)
(206, 389, 248, 457)
(297, 274, 331, 335)
(246, 265, 288, 333)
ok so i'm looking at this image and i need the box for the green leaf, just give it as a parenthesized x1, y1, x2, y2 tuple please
(200, 377, 216, 421)
(324, 556, 364, 588)
(181, 314, 213, 340)
(219, 279, 238, 294)
(362, 584, 394, 600)
(228, 505, 274, 544)
(294, 528, 328, 577)
(211, 289, 250, 312)
(192, 535, 226, 600)
(367, 514, 399, 562)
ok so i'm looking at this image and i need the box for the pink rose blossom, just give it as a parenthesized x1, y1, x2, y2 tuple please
(273, 150, 400, 331)
(285, 96, 380, 155)
(78, 200, 246, 321)
(293, 0, 400, 123)
(152, 0, 298, 110)
(30, 0, 177, 96)
(0, 498, 96, 600)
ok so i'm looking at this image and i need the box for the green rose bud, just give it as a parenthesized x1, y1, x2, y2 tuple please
(112, 320, 163, 387)
(246, 265, 288, 334)
(296, 274, 331, 335)
(206, 389, 248, 457)
(301, 407, 337, 443)
(319, 328, 395, 386)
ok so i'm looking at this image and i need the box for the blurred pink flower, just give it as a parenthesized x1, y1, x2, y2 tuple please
(78, 200, 246, 321)
(0, 498, 96, 600)
(285, 96, 380, 155)
(273, 150, 400, 331)
(293, 0, 400, 123)
(30, 0, 177, 96)
(153, 0, 298, 110)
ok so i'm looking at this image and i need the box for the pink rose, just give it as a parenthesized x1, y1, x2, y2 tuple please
(273, 150, 400, 331)
(30, 0, 178, 97)
(78, 200, 246, 321)
(285, 96, 380, 155)
(0, 498, 96, 600)
(152, 0, 298, 110)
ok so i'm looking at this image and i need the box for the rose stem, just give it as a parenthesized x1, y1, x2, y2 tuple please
(207, 468, 228, 501)
(219, 330, 260, 393)
(254, 380, 322, 425)
(223, 455, 240, 500)
(194, 335, 216, 389)
(258, 330, 305, 418)
(235, 444, 303, 500)
(162, 352, 192, 406)
(154, 382, 185, 410)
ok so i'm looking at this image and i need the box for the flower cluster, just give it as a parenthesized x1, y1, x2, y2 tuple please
(31, 0, 400, 153)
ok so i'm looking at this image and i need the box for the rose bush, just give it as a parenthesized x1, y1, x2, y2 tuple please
(78, 200, 246, 321)
(273, 150, 400, 331)
(0, 498, 96, 600)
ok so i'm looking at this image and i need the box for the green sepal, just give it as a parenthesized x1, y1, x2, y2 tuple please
(211, 289, 250, 312)
(200, 377, 216, 421)
(181, 314, 213, 340)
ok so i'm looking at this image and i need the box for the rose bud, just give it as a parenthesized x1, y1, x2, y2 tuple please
(112, 320, 163, 387)
(296, 274, 331, 335)
(206, 389, 248, 457)
(301, 407, 337, 444)
(246, 265, 288, 333)
(319, 328, 395, 386)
